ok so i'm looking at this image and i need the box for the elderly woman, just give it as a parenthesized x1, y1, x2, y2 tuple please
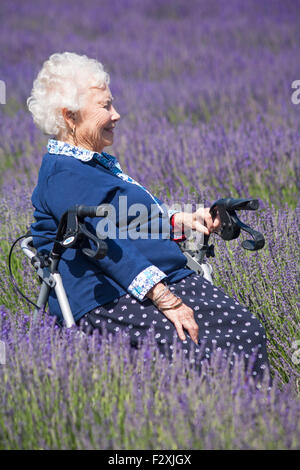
(28, 52, 269, 379)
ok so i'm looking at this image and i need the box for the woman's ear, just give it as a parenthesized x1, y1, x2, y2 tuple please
(61, 108, 77, 129)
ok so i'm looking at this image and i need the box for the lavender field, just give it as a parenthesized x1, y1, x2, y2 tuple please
(0, 0, 299, 450)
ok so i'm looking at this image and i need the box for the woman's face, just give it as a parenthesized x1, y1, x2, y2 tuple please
(67, 85, 120, 153)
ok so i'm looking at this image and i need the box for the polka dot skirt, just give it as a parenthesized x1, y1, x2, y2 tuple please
(76, 273, 269, 379)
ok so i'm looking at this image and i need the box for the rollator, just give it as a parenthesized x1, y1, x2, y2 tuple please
(9, 197, 265, 329)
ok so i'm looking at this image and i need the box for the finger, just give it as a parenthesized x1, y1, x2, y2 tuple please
(194, 220, 210, 235)
(181, 315, 198, 338)
(205, 212, 215, 232)
(196, 209, 213, 233)
(206, 211, 220, 232)
(174, 322, 186, 342)
(187, 324, 199, 344)
(213, 215, 221, 229)
(207, 221, 214, 233)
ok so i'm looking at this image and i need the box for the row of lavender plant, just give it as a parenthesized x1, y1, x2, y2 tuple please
(0, 307, 299, 450)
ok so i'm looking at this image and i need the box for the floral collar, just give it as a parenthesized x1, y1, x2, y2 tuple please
(47, 138, 123, 174)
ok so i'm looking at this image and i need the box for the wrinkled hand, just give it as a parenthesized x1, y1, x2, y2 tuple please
(160, 302, 199, 345)
(173, 207, 221, 236)
(147, 283, 199, 344)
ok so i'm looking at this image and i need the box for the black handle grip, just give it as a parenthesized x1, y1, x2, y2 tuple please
(77, 205, 99, 219)
(77, 205, 109, 219)
(210, 198, 259, 213)
(209, 197, 264, 251)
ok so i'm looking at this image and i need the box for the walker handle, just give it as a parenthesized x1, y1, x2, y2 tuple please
(51, 205, 108, 259)
(209, 197, 265, 251)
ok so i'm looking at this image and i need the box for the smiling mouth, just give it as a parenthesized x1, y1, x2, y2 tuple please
(104, 126, 115, 133)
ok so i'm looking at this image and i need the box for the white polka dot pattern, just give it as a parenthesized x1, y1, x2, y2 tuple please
(77, 273, 269, 379)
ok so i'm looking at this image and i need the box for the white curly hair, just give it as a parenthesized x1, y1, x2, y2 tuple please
(27, 52, 110, 136)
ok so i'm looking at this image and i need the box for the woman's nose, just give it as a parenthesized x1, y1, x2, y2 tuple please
(111, 105, 120, 121)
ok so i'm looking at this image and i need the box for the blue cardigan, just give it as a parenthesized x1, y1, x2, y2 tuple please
(31, 142, 195, 324)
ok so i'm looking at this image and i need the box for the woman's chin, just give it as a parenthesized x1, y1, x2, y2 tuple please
(103, 136, 114, 147)
(95, 138, 113, 152)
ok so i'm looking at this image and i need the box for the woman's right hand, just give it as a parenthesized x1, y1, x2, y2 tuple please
(146, 282, 199, 345)
(160, 302, 199, 345)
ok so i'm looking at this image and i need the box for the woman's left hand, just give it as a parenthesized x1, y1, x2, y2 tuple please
(173, 208, 221, 236)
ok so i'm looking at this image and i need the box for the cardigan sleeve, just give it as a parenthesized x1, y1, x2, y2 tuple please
(43, 169, 167, 301)
(153, 196, 186, 242)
